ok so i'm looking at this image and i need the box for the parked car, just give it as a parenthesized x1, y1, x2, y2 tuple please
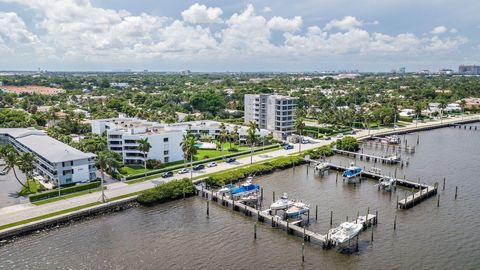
(193, 164, 205, 171)
(324, 136, 331, 141)
(336, 133, 344, 139)
(226, 157, 236, 163)
(178, 168, 189, 174)
(301, 139, 310, 144)
(283, 144, 294, 150)
(0, 170, 6, 176)
(207, 162, 217, 167)
(162, 171, 173, 178)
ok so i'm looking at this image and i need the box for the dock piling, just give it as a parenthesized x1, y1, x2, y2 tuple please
(302, 243, 305, 262)
(394, 214, 397, 230)
(437, 195, 440, 207)
(315, 205, 318, 221)
(455, 186, 458, 200)
(207, 200, 209, 217)
(443, 178, 445, 191)
(273, 191, 275, 202)
(330, 211, 333, 227)
(254, 222, 257, 239)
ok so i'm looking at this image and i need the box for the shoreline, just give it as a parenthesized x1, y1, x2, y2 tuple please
(0, 114, 478, 241)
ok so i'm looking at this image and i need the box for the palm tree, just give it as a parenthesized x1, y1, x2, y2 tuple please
(96, 150, 121, 203)
(460, 99, 467, 120)
(294, 117, 306, 153)
(218, 129, 229, 159)
(180, 134, 197, 179)
(2, 146, 28, 188)
(137, 138, 152, 176)
(247, 121, 259, 164)
(18, 152, 35, 185)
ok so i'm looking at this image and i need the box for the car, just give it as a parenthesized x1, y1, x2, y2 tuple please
(283, 144, 294, 150)
(207, 162, 217, 167)
(226, 157, 236, 163)
(301, 139, 310, 144)
(192, 164, 205, 171)
(178, 168, 189, 174)
(324, 136, 331, 141)
(162, 171, 173, 178)
(0, 170, 6, 176)
(336, 133, 344, 139)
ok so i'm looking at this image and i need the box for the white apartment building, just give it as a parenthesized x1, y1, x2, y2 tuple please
(91, 118, 269, 165)
(0, 128, 96, 186)
(244, 94, 297, 139)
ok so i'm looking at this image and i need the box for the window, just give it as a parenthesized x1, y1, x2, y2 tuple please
(164, 150, 169, 155)
(163, 137, 169, 142)
(164, 157, 169, 163)
(62, 169, 73, 175)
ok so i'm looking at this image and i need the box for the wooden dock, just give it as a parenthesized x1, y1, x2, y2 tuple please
(333, 149, 401, 164)
(196, 186, 377, 249)
(306, 160, 438, 209)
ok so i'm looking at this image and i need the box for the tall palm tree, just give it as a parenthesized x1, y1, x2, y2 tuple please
(247, 121, 259, 164)
(137, 138, 152, 176)
(180, 134, 197, 179)
(96, 150, 121, 203)
(18, 152, 35, 185)
(294, 117, 305, 153)
(218, 129, 229, 158)
(2, 146, 28, 188)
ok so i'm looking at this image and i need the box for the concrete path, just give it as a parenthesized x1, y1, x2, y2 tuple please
(0, 114, 478, 227)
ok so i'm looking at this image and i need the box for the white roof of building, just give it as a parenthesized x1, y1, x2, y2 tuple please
(0, 128, 95, 163)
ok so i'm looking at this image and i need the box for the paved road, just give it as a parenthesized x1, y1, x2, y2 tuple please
(0, 114, 478, 227)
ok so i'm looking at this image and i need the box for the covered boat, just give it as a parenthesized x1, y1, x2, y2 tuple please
(342, 166, 362, 179)
(231, 178, 260, 197)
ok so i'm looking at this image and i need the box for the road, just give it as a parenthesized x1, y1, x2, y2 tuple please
(0, 114, 478, 227)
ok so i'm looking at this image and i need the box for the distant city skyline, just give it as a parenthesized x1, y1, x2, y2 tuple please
(0, 0, 479, 71)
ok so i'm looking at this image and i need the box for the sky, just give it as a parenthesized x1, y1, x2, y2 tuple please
(0, 0, 479, 72)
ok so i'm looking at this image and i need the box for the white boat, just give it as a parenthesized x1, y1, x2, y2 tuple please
(270, 193, 294, 210)
(285, 202, 310, 218)
(315, 162, 329, 171)
(328, 222, 363, 245)
(377, 177, 396, 191)
(343, 166, 363, 184)
(385, 155, 401, 163)
(382, 135, 400, 144)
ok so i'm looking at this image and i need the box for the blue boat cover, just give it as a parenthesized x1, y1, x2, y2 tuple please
(231, 184, 260, 195)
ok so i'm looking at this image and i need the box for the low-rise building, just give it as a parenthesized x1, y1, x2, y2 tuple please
(463, 98, 480, 109)
(0, 128, 96, 186)
(91, 118, 269, 165)
(0, 85, 66, 95)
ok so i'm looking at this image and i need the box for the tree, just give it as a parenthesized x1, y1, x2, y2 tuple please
(138, 138, 152, 176)
(96, 150, 121, 203)
(294, 117, 305, 153)
(218, 128, 229, 158)
(180, 134, 198, 179)
(247, 121, 259, 164)
(18, 152, 35, 183)
(336, 136, 360, 152)
(2, 145, 28, 188)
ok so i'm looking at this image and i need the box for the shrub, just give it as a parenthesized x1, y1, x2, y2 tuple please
(204, 156, 305, 187)
(146, 159, 164, 170)
(29, 181, 101, 202)
(137, 178, 196, 205)
(228, 147, 239, 152)
(335, 136, 360, 152)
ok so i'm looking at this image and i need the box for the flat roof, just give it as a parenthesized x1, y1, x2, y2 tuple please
(0, 128, 95, 163)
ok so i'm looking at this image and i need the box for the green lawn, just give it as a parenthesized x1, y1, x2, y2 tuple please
(195, 142, 255, 160)
(18, 179, 42, 196)
(120, 165, 150, 175)
(32, 187, 106, 205)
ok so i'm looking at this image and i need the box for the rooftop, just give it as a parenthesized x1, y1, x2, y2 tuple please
(0, 128, 95, 163)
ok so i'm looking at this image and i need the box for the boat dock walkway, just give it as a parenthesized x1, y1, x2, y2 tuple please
(195, 186, 377, 249)
(306, 160, 438, 209)
(333, 149, 401, 164)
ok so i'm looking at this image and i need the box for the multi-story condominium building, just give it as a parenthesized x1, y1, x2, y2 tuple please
(244, 94, 297, 139)
(0, 128, 96, 186)
(91, 118, 269, 165)
(458, 65, 480, 75)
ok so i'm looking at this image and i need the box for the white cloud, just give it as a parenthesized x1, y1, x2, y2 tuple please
(0, 2, 471, 66)
(181, 3, 223, 24)
(325, 16, 362, 31)
(450, 28, 458, 34)
(267, 16, 302, 32)
(262, 6, 272, 13)
(430, 26, 447, 34)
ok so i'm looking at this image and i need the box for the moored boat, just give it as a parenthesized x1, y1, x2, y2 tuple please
(285, 202, 310, 218)
(342, 166, 363, 182)
(328, 222, 363, 245)
(270, 193, 294, 210)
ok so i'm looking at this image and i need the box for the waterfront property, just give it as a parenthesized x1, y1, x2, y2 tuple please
(244, 94, 297, 140)
(0, 128, 96, 186)
(91, 117, 269, 165)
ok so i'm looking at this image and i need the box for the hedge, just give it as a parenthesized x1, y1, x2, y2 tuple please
(137, 178, 196, 205)
(124, 144, 280, 181)
(29, 181, 101, 202)
(302, 145, 334, 159)
(204, 156, 305, 187)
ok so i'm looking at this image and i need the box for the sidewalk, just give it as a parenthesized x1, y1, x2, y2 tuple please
(0, 114, 478, 227)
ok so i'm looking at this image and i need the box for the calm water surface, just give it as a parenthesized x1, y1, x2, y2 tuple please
(1, 124, 480, 269)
